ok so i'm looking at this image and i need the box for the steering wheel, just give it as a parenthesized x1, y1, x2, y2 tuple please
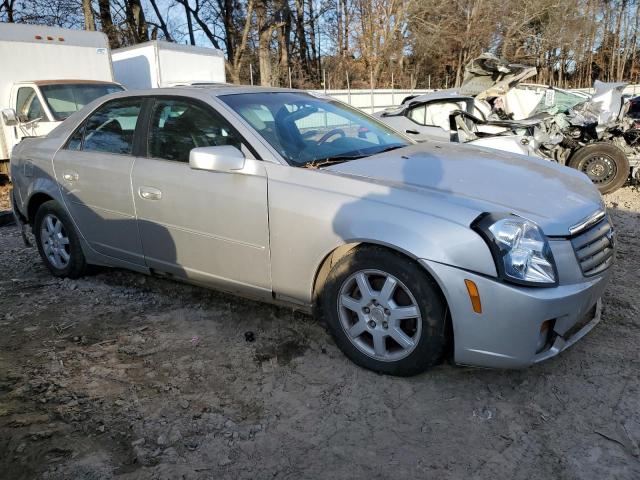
(317, 128, 346, 145)
(302, 129, 320, 140)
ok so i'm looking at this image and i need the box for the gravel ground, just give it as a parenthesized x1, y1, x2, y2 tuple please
(1, 185, 639, 480)
(0, 181, 10, 212)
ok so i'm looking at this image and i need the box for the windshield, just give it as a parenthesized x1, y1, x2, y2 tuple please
(40, 83, 125, 121)
(220, 92, 409, 166)
(530, 88, 587, 116)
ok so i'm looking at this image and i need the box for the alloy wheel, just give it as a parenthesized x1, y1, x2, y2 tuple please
(337, 269, 422, 362)
(40, 213, 71, 269)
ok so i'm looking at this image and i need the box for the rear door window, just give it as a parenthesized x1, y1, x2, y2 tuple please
(81, 98, 143, 155)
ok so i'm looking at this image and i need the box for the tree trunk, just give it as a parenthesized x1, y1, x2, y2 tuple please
(1, 0, 16, 22)
(82, 0, 96, 31)
(98, 0, 119, 48)
(255, 0, 273, 86)
(125, 0, 149, 44)
(609, 0, 624, 81)
(337, 0, 344, 56)
(308, 0, 319, 77)
(229, 0, 255, 84)
(220, 0, 236, 63)
(294, 0, 311, 78)
(275, 0, 291, 86)
(148, 0, 173, 41)
(342, 0, 349, 54)
(185, 2, 195, 45)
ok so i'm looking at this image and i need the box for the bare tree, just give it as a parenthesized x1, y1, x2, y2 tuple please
(97, 0, 120, 48)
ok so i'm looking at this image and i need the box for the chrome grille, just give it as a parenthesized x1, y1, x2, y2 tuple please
(571, 217, 615, 277)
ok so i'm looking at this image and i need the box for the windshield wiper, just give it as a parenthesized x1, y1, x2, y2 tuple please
(372, 144, 404, 154)
(301, 154, 366, 169)
(300, 144, 406, 169)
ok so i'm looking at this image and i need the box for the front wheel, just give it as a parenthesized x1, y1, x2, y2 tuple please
(567, 143, 629, 194)
(320, 246, 448, 376)
(34, 200, 86, 278)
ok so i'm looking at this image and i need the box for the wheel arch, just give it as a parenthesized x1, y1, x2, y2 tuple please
(27, 191, 55, 225)
(311, 240, 455, 358)
(312, 240, 450, 313)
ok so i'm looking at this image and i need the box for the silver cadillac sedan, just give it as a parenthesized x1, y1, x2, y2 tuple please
(9, 86, 614, 376)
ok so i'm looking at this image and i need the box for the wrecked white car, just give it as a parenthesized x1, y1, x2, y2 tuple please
(377, 54, 639, 194)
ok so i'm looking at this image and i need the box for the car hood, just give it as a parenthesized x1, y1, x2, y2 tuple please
(324, 142, 603, 236)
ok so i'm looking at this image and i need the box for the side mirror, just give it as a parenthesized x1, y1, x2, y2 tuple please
(1, 109, 18, 126)
(189, 145, 246, 173)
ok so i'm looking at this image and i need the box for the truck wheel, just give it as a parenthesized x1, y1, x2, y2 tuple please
(319, 246, 448, 376)
(568, 143, 629, 194)
(34, 200, 86, 278)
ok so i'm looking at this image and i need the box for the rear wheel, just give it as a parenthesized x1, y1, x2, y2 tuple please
(320, 246, 448, 376)
(568, 143, 629, 194)
(34, 200, 86, 278)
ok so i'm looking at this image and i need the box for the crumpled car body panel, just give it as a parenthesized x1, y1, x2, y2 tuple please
(458, 53, 537, 99)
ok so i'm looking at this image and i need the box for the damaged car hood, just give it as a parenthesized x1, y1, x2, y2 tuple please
(325, 143, 603, 236)
(459, 53, 537, 100)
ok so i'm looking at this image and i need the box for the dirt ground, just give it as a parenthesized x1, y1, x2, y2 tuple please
(0, 181, 10, 211)
(1, 184, 639, 480)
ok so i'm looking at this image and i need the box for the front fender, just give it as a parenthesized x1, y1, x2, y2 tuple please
(332, 208, 496, 276)
(265, 164, 496, 304)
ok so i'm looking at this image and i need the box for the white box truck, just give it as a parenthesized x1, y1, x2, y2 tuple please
(112, 40, 226, 89)
(0, 23, 124, 175)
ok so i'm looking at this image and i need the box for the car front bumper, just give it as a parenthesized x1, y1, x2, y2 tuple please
(421, 259, 611, 368)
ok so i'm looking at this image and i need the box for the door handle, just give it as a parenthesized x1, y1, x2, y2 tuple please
(405, 129, 420, 135)
(62, 171, 79, 183)
(138, 186, 162, 201)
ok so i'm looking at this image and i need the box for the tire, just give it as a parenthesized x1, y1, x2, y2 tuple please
(319, 246, 448, 376)
(567, 143, 629, 194)
(34, 200, 86, 278)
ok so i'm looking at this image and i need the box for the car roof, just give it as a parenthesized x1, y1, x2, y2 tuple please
(103, 84, 303, 98)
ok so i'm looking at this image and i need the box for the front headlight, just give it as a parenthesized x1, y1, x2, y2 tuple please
(473, 213, 557, 286)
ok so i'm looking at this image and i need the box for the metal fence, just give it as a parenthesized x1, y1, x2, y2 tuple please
(309, 88, 434, 114)
(310, 84, 640, 115)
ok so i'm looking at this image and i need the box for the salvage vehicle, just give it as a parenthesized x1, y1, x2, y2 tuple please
(10, 86, 614, 376)
(376, 54, 639, 194)
(0, 23, 125, 177)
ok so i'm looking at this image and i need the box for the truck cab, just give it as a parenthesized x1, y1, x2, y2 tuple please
(0, 23, 123, 177)
(2, 81, 123, 155)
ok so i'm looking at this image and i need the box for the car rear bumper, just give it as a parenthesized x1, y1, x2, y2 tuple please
(420, 259, 611, 368)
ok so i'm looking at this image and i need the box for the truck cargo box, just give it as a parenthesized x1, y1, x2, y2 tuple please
(112, 40, 226, 89)
(0, 23, 120, 169)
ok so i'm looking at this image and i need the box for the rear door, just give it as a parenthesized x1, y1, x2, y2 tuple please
(131, 96, 271, 294)
(52, 97, 145, 266)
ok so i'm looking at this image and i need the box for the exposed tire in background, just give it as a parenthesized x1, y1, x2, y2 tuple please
(568, 143, 629, 195)
(319, 245, 448, 376)
(34, 200, 86, 278)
